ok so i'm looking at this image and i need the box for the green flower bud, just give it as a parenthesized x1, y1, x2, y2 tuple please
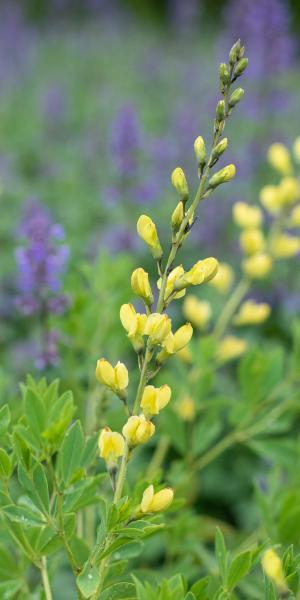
(229, 88, 245, 109)
(208, 164, 236, 189)
(211, 138, 228, 161)
(171, 167, 189, 198)
(194, 136, 206, 166)
(219, 63, 230, 86)
(216, 100, 226, 122)
(229, 39, 241, 65)
(234, 58, 248, 77)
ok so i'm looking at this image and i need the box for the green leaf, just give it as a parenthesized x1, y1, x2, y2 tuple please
(190, 577, 210, 599)
(192, 413, 222, 456)
(185, 594, 196, 600)
(77, 562, 100, 598)
(3, 504, 45, 527)
(24, 388, 46, 441)
(100, 582, 136, 599)
(238, 347, 284, 406)
(63, 474, 107, 512)
(99, 538, 143, 562)
(18, 463, 50, 515)
(0, 448, 12, 479)
(0, 404, 10, 436)
(59, 420, 85, 486)
(215, 528, 228, 584)
(226, 551, 252, 591)
(0, 580, 23, 598)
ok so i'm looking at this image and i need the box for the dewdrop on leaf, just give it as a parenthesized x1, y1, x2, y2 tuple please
(140, 484, 174, 513)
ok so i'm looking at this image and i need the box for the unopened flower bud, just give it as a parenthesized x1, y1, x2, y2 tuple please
(208, 164, 236, 189)
(137, 215, 162, 260)
(140, 384, 171, 416)
(171, 167, 189, 197)
(140, 484, 174, 513)
(131, 268, 153, 306)
(96, 359, 128, 395)
(122, 414, 155, 446)
(211, 138, 228, 161)
(98, 427, 125, 462)
(175, 257, 218, 290)
(219, 62, 230, 87)
(194, 135, 206, 166)
(271, 233, 300, 258)
(157, 323, 193, 363)
(234, 58, 248, 77)
(216, 100, 226, 122)
(120, 303, 147, 352)
(233, 202, 263, 229)
(228, 87, 244, 109)
(229, 39, 241, 65)
(157, 265, 185, 302)
(240, 229, 265, 255)
(172, 201, 184, 229)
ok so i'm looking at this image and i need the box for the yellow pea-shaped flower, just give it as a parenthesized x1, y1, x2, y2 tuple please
(144, 313, 172, 345)
(259, 185, 282, 214)
(233, 202, 263, 229)
(279, 176, 300, 205)
(209, 262, 234, 294)
(140, 484, 174, 513)
(176, 396, 196, 421)
(183, 295, 211, 330)
(96, 358, 128, 394)
(122, 414, 155, 446)
(131, 268, 153, 306)
(242, 253, 272, 279)
(262, 549, 286, 592)
(140, 384, 171, 416)
(157, 265, 186, 301)
(137, 215, 162, 259)
(217, 336, 248, 363)
(271, 234, 300, 258)
(175, 257, 218, 290)
(233, 300, 271, 326)
(98, 427, 125, 462)
(267, 142, 292, 175)
(239, 229, 265, 255)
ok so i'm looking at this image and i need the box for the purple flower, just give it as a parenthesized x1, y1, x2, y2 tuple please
(223, 0, 294, 116)
(15, 201, 69, 369)
(109, 104, 143, 179)
(167, 0, 202, 34)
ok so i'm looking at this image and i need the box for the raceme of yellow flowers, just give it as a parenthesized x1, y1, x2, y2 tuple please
(179, 136, 300, 366)
(94, 40, 249, 525)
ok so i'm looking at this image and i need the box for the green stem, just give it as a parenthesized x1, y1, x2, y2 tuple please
(146, 435, 170, 480)
(40, 556, 53, 600)
(213, 277, 250, 339)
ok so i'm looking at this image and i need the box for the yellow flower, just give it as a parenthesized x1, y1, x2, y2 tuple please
(290, 205, 300, 226)
(262, 549, 286, 592)
(242, 253, 272, 279)
(176, 396, 196, 421)
(171, 167, 188, 197)
(194, 135, 206, 166)
(157, 265, 186, 301)
(131, 268, 153, 306)
(120, 304, 147, 352)
(172, 201, 184, 229)
(208, 164, 236, 188)
(176, 345, 193, 364)
(140, 384, 171, 416)
(279, 176, 300, 205)
(293, 136, 300, 162)
(259, 184, 282, 214)
(144, 313, 172, 345)
(96, 359, 128, 394)
(239, 229, 265, 255)
(137, 215, 162, 259)
(217, 336, 248, 363)
(233, 202, 263, 229)
(209, 262, 234, 294)
(98, 427, 125, 462)
(233, 300, 271, 326)
(271, 234, 300, 258)
(183, 295, 211, 329)
(156, 323, 193, 363)
(122, 414, 155, 446)
(175, 257, 218, 290)
(140, 484, 174, 513)
(267, 142, 292, 175)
